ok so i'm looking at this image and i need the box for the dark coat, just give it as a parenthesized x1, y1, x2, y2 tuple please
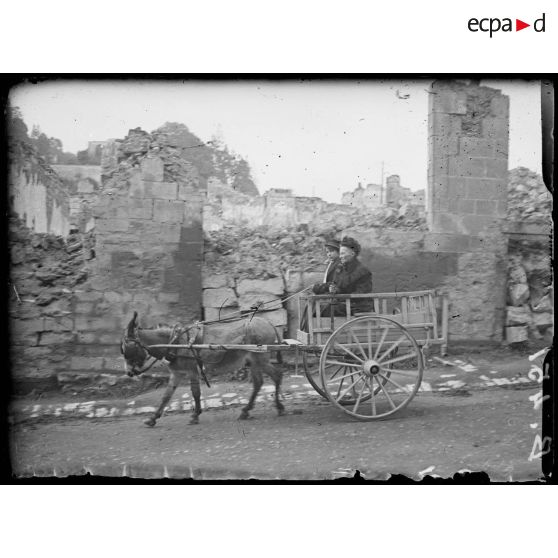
(325, 258, 373, 314)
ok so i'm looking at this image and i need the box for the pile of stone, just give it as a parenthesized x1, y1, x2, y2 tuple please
(508, 167, 552, 223)
(505, 247, 553, 344)
(9, 216, 95, 310)
(204, 226, 327, 281)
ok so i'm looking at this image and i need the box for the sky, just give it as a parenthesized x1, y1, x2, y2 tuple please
(10, 78, 542, 203)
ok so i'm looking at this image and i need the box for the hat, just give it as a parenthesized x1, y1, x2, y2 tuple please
(340, 236, 361, 255)
(324, 239, 340, 250)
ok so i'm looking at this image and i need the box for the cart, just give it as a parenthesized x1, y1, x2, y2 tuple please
(150, 289, 449, 422)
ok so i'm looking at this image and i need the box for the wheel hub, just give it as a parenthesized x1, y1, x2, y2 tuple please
(362, 359, 381, 377)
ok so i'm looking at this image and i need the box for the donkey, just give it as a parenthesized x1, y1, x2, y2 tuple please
(120, 312, 285, 427)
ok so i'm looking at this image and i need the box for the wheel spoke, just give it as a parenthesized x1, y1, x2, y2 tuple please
(335, 374, 364, 402)
(352, 379, 368, 413)
(324, 360, 362, 369)
(367, 324, 373, 359)
(377, 335, 407, 363)
(325, 369, 361, 384)
(377, 372, 411, 393)
(376, 375, 397, 409)
(379, 351, 418, 367)
(373, 326, 389, 359)
(334, 343, 364, 363)
(348, 327, 368, 360)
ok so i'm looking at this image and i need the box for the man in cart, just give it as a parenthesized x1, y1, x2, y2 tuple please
(321, 236, 373, 316)
(300, 236, 373, 330)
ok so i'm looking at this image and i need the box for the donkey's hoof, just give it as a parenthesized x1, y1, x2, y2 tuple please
(143, 417, 156, 427)
(238, 411, 250, 420)
(189, 416, 199, 425)
(277, 408, 285, 417)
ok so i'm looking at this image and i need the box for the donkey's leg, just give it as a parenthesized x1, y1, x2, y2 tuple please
(143, 369, 178, 427)
(239, 356, 263, 420)
(257, 354, 285, 417)
(189, 367, 203, 425)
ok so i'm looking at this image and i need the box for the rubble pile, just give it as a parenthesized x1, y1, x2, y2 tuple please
(9, 216, 95, 310)
(505, 241, 553, 345)
(102, 124, 258, 195)
(204, 226, 327, 280)
(507, 167, 552, 223)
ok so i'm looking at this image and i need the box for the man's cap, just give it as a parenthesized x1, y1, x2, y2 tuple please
(324, 239, 340, 250)
(340, 236, 361, 255)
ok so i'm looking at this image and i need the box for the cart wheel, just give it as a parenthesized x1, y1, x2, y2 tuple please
(301, 351, 328, 399)
(319, 316, 423, 420)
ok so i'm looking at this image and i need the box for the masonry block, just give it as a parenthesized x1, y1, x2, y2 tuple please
(128, 170, 144, 198)
(484, 158, 508, 179)
(259, 308, 288, 327)
(158, 223, 182, 242)
(75, 301, 95, 314)
(432, 154, 449, 175)
(463, 178, 501, 200)
(448, 157, 486, 178)
(140, 157, 164, 182)
(482, 117, 508, 139)
(153, 200, 185, 223)
(237, 278, 284, 296)
(475, 200, 497, 216)
(74, 290, 104, 302)
(238, 293, 283, 312)
(204, 307, 241, 322)
(459, 137, 493, 158)
(128, 199, 154, 220)
(202, 288, 237, 308)
(494, 137, 509, 159)
(70, 356, 105, 370)
(430, 135, 460, 156)
(457, 199, 476, 214)
(461, 214, 494, 235)
(38, 332, 76, 345)
(97, 218, 130, 232)
(432, 89, 468, 115)
(490, 95, 510, 118)
(496, 200, 507, 216)
(184, 202, 203, 226)
(144, 181, 178, 200)
(43, 317, 74, 332)
(178, 184, 199, 201)
(424, 233, 471, 253)
(158, 292, 180, 303)
(104, 291, 133, 303)
(431, 212, 466, 235)
(429, 113, 462, 137)
(202, 274, 231, 289)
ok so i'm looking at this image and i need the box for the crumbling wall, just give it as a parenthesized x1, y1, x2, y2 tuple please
(9, 141, 71, 237)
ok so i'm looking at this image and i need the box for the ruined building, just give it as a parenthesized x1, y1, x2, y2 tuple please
(8, 80, 553, 394)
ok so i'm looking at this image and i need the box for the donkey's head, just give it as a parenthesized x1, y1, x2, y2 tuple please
(120, 311, 149, 377)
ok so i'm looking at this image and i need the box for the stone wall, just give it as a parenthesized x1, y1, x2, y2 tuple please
(52, 164, 102, 232)
(9, 144, 71, 238)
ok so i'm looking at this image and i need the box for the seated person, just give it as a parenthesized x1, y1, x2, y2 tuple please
(322, 236, 373, 316)
(300, 238, 340, 331)
(312, 239, 340, 294)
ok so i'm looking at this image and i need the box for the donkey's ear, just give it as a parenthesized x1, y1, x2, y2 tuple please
(127, 311, 138, 336)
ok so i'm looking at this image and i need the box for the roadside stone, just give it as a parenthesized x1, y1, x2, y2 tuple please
(508, 283, 529, 306)
(532, 312, 553, 329)
(505, 305, 531, 326)
(531, 293, 552, 313)
(505, 326, 528, 344)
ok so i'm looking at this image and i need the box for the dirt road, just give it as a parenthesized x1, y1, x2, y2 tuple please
(10, 387, 543, 481)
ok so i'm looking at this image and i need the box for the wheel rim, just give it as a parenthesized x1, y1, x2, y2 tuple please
(319, 316, 423, 420)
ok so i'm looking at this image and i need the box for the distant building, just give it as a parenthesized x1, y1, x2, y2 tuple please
(341, 174, 425, 210)
(341, 182, 382, 209)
